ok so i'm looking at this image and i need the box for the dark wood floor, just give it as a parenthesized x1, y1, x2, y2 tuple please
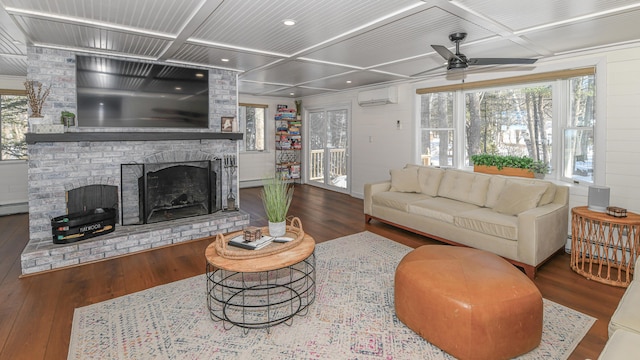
(0, 184, 625, 359)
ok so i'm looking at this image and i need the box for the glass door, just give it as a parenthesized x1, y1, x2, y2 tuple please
(307, 107, 349, 192)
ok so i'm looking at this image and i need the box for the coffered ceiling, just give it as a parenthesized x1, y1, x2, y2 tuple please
(2, 0, 640, 97)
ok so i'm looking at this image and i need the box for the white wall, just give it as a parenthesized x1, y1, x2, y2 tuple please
(300, 45, 640, 215)
(0, 75, 28, 214)
(237, 95, 295, 187)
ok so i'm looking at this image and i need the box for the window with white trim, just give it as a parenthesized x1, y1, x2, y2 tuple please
(238, 103, 266, 152)
(417, 69, 596, 184)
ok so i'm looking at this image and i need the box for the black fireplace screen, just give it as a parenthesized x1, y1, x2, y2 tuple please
(121, 160, 222, 225)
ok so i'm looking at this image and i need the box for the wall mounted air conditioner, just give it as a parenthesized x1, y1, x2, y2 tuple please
(357, 86, 398, 107)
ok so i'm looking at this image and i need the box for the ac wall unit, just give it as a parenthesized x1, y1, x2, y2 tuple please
(357, 86, 398, 107)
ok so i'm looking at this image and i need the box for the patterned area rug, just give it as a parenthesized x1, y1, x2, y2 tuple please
(68, 231, 595, 359)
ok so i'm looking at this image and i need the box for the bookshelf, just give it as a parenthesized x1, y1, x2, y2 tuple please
(275, 108, 301, 181)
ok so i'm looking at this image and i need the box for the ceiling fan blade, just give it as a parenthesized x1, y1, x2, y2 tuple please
(431, 45, 459, 61)
(411, 64, 446, 77)
(468, 58, 538, 65)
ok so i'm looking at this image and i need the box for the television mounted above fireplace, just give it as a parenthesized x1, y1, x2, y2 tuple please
(76, 55, 210, 128)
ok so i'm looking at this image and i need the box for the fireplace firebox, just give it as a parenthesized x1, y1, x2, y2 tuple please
(121, 160, 222, 225)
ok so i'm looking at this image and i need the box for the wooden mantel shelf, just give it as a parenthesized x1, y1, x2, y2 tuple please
(26, 132, 243, 144)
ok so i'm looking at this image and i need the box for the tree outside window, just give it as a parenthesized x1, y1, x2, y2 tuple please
(239, 104, 266, 152)
(465, 84, 553, 166)
(1, 94, 29, 160)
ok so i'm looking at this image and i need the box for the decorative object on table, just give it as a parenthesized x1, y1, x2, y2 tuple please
(261, 174, 294, 237)
(61, 110, 76, 128)
(243, 226, 262, 241)
(221, 116, 236, 132)
(215, 217, 304, 259)
(607, 206, 628, 218)
(587, 185, 610, 212)
(223, 154, 237, 211)
(24, 80, 51, 118)
(470, 153, 535, 178)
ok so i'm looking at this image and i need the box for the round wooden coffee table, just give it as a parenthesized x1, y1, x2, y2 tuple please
(205, 231, 316, 332)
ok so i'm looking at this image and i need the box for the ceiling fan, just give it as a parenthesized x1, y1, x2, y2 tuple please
(413, 32, 537, 77)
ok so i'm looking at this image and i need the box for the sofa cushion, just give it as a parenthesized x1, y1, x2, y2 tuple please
(598, 329, 640, 360)
(609, 278, 640, 337)
(409, 197, 480, 224)
(486, 176, 557, 208)
(437, 169, 490, 206)
(372, 191, 431, 212)
(492, 181, 548, 215)
(454, 208, 519, 240)
(405, 164, 445, 196)
(390, 167, 421, 193)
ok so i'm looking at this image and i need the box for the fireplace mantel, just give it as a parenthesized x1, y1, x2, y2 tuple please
(26, 132, 243, 144)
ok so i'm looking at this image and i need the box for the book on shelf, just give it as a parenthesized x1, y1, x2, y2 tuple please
(227, 234, 274, 250)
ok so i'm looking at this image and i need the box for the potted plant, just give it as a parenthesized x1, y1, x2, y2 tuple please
(24, 80, 51, 118)
(529, 160, 550, 179)
(260, 175, 294, 237)
(61, 111, 76, 127)
(470, 154, 535, 178)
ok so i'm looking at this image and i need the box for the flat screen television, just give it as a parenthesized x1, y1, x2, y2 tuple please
(76, 55, 209, 128)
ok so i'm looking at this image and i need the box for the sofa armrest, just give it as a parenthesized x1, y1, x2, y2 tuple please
(364, 181, 391, 215)
(517, 203, 569, 266)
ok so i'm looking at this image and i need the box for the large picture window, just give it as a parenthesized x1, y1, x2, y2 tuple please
(1, 92, 29, 161)
(238, 103, 266, 152)
(417, 69, 596, 184)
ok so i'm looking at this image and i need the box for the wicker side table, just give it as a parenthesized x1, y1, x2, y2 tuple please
(571, 206, 640, 287)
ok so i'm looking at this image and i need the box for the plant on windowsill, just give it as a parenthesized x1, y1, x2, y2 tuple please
(260, 175, 294, 237)
(470, 154, 535, 178)
(529, 160, 550, 179)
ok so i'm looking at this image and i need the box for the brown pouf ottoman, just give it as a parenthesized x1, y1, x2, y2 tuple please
(395, 245, 542, 360)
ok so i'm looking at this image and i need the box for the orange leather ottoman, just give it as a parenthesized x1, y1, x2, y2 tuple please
(394, 245, 542, 360)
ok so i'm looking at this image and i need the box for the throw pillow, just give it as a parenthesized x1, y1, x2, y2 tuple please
(492, 181, 548, 215)
(390, 167, 421, 193)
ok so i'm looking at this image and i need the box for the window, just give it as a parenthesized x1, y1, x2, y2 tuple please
(0, 92, 29, 160)
(238, 103, 266, 152)
(464, 84, 553, 166)
(417, 69, 596, 184)
(419, 92, 454, 166)
(563, 76, 595, 183)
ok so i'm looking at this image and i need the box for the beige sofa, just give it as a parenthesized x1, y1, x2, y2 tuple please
(364, 165, 569, 278)
(600, 256, 640, 359)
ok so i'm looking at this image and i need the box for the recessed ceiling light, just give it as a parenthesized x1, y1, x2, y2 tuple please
(221, 58, 229, 62)
(346, 80, 352, 84)
(175, 87, 182, 91)
(289, 92, 295, 96)
(283, 19, 296, 26)
(195, 73, 204, 78)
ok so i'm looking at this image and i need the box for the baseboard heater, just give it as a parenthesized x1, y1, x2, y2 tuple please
(51, 208, 116, 244)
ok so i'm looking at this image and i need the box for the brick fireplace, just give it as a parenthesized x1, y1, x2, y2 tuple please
(21, 136, 248, 275)
(21, 47, 248, 275)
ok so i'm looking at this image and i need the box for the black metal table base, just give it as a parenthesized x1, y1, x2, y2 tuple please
(206, 253, 316, 333)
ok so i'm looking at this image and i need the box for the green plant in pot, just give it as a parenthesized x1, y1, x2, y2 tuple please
(529, 160, 550, 179)
(261, 175, 294, 237)
(61, 110, 76, 127)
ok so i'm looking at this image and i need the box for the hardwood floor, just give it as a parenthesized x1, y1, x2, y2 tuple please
(0, 184, 625, 359)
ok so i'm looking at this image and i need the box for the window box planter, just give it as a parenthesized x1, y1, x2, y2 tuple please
(473, 165, 534, 178)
